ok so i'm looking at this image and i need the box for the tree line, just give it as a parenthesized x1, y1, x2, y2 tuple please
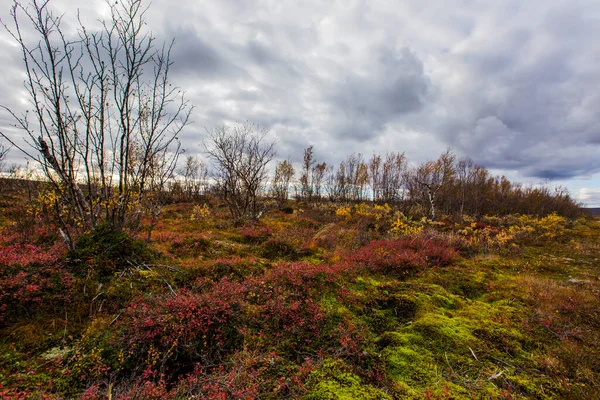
(179, 130, 580, 222)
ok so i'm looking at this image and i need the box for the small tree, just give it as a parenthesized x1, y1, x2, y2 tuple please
(456, 156, 475, 216)
(0, 0, 191, 242)
(205, 123, 276, 223)
(312, 162, 327, 201)
(369, 153, 382, 202)
(176, 155, 209, 200)
(380, 152, 406, 204)
(271, 159, 295, 209)
(299, 145, 315, 201)
(408, 149, 455, 220)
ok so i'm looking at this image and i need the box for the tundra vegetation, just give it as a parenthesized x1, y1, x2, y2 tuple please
(1, 1, 599, 399)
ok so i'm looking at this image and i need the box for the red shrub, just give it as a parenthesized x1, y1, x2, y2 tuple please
(168, 234, 210, 257)
(0, 241, 72, 325)
(240, 262, 354, 355)
(239, 224, 273, 244)
(176, 350, 315, 399)
(119, 281, 245, 372)
(176, 358, 261, 400)
(116, 379, 174, 400)
(0, 241, 66, 267)
(257, 262, 341, 292)
(349, 237, 458, 275)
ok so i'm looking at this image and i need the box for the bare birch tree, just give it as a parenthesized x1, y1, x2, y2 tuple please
(205, 123, 276, 223)
(271, 159, 294, 209)
(299, 145, 315, 201)
(408, 149, 455, 220)
(312, 162, 327, 201)
(176, 155, 209, 200)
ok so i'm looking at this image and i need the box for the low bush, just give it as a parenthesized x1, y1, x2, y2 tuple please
(168, 235, 211, 257)
(260, 238, 307, 260)
(118, 282, 245, 377)
(0, 230, 70, 326)
(238, 224, 273, 244)
(68, 224, 155, 278)
(350, 237, 459, 275)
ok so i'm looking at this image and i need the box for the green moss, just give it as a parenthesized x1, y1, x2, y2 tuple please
(305, 376, 392, 400)
(382, 345, 437, 384)
(507, 373, 562, 399)
(376, 331, 422, 348)
(305, 359, 392, 400)
(412, 313, 476, 351)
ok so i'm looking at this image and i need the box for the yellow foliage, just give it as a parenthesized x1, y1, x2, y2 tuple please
(516, 212, 569, 240)
(456, 212, 571, 251)
(389, 212, 423, 237)
(353, 202, 371, 217)
(138, 270, 157, 279)
(354, 202, 392, 220)
(335, 205, 351, 219)
(336, 203, 393, 222)
(190, 204, 211, 221)
(372, 203, 392, 219)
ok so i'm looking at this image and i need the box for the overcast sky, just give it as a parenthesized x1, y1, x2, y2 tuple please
(1, 0, 600, 206)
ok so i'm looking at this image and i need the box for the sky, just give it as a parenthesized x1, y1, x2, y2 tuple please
(1, 0, 600, 206)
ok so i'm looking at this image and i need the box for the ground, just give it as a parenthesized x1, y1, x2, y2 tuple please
(0, 195, 598, 399)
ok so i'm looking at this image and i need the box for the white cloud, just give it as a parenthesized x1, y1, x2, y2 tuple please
(576, 188, 600, 207)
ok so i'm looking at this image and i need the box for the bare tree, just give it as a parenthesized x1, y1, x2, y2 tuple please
(271, 159, 294, 209)
(408, 149, 455, 220)
(176, 155, 209, 200)
(369, 153, 382, 202)
(299, 145, 315, 201)
(380, 152, 406, 204)
(0, 0, 191, 241)
(344, 153, 360, 201)
(205, 123, 276, 223)
(456, 156, 474, 216)
(326, 161, 349, 202)
(0, 141, 9, 172)
(354, 158, 370, 201)
(312, 162, 327, 201)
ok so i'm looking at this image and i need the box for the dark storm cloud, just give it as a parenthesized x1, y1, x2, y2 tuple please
(168, 27, 244, 79)
(328, 47, 431, 141)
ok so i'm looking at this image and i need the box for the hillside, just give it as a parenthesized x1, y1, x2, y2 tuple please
(0, 186, 598, 399)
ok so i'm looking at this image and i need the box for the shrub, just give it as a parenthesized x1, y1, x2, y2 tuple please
(0, 264, 73, 326)
(168, 235, 210, 257)
(388, 213, 424, 237)
(184, 257, 267, 283)
(118, 283, 245, 375)
(350, 238, 459, 275)
(189, 203, 211, 222)
(241, 262, 354, 356)
(68, 224, 155, 277)
(0, 230, 71, 325)
(260, 238, 306, 260)
(239, 224, 273, 244)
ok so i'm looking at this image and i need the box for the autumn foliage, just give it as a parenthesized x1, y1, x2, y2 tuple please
(0, 184, 598, 399)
